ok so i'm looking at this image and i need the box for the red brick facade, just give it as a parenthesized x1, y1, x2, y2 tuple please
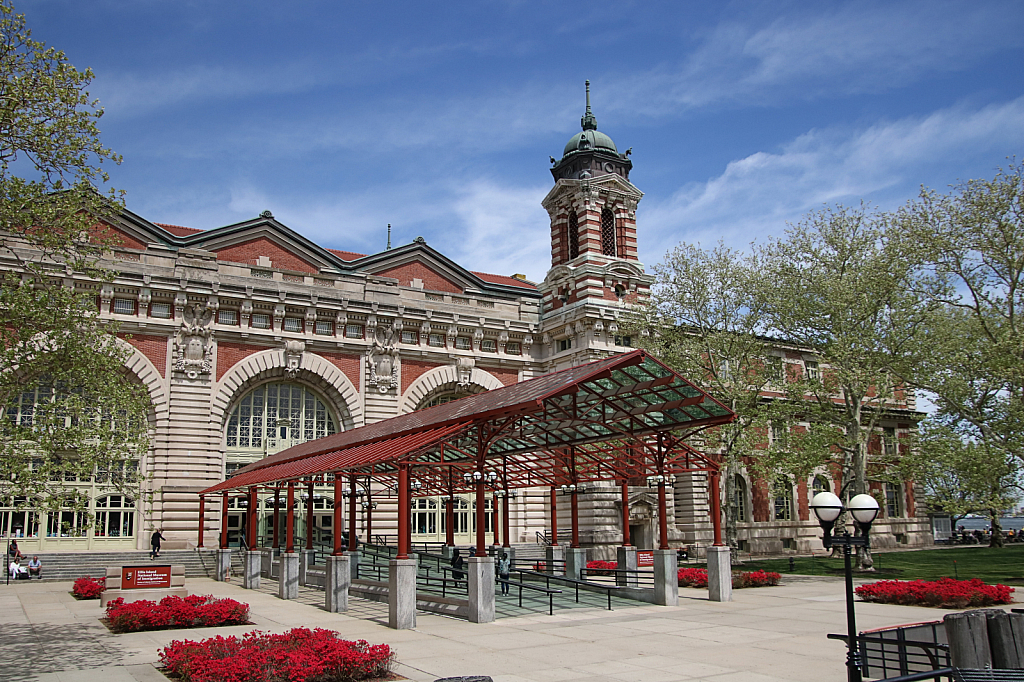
(375, 262, 462, 294)
(319, 352, 361, 392)
(488, 368, 519, 386)
(121, 333, 167, 376)
(216, 342, 263, 381)
(215, 237, 319, 274)
(401, 360, 438, 395)
(94, 224, 147, 251)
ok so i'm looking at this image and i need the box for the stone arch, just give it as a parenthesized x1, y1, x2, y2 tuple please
(399, 364, 504, 414)
(114, 337, 170, 426)
(212, 349, 363, 434)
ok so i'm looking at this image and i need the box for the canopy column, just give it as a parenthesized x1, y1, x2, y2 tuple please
(348, 475, 358, 550)
(621, 480, 631, 546)
(390, 462, 416, 629)
(305, 480, 314, 550)
(445, 495, 455, 548)
(657, 478, 669, 550)
(617, 479, 637, 586)
(247, 486, 258, 548)
(243, 486, 261, 589)
(333, 475, 343, 556)
(280, 481, 299, 599)
(474, 475, 486, 557)
(397, 464, 410, 559)
(272, 487, 281, 548)
(197, 496, 205, 548)
(285, 482, 296, 553)
(710, 470, 724, 546)
(550, 486, 558, 546)
(570, 488, 580, 548)
(219, 491, 229, 549)
(502, 492, 511, 549)
(493, 495, 500, 546)
(706, 469, 731, 602)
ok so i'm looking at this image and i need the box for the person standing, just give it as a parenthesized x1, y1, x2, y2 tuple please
(150, 528, 165, 559)
(498, 552, 511, 595)
(451, 548, 465, 586)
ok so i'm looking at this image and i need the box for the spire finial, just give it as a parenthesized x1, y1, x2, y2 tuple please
(386, 223, 391, 250)
(581, 80, 597, 131)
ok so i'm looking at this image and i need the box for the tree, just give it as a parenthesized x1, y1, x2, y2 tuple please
(754, 204, 934, 568)
(0, 0, 150, 533)
(628, 242, 804, 552)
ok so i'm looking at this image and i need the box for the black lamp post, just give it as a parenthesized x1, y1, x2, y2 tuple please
(809, 491, 880, 682)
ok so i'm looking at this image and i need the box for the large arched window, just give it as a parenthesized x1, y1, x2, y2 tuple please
(731, 475, 748, 522)
(225, 382, 337, 460)
(568, 211, 579, 260)
(601, 208, 616, 256)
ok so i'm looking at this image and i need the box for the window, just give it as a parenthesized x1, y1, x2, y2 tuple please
(558, 338, 572, 352)
(150, 302, 171, 318)
(614, 335, 632, 347)
(614, 284, 626, 299)
(113, 298, 136, 315)
(765, 356, 784, 382)
(218, 310, 238, 325)
(481, 339, 496, 353)
(315, 320, 333, 336)
(47, 504, 88, 537)
(805, 360, 820, 380)
(94, 495, 135, 538)
(883, 427, 897, 456)
(812, 476, 830, 496)
(770, 421, 787, 444)
(1, 497, 39, 538)
(885, 482, 902, 518)
(428, 333, 444, 347)
(401, 330, 418, 345)
(413, 498, 437, 535)
(506, 341, 521, 355)
(225, 382, 337, 452)
(455, 336, 471, 350)
(283, 318, 302, 333)
(345, 324, 363, 339)
(251, 313, 271, 329)
(732, 475, 748, 522)
(774, 477, 793, 521)
(568, 211, 579, 260)
(601, 207, 616, 256)
(251, 269, 273, 279)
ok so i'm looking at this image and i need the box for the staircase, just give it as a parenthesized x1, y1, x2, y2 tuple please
(7, 549, 221, 582)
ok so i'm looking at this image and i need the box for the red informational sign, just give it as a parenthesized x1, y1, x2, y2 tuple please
(637, 550, 654, 567)
(121, 565, 172, 590)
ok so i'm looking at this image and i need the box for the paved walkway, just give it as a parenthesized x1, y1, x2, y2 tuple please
(0, 575, 1009, 682)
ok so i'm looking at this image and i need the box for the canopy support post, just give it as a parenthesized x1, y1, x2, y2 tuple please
(247, 486, 258, 549)
(621, 479, 631, 546)
(348, 475, 358, 550)
(305, 480, 314, 550)
(502, 491, 511, 549)
(286, 481, 295, 553)
(197, 496, 205, 549)
(493, 494, 500, 547)
(272, 487, 280, 548)
(333, 474, 343, 556)
(219, 491, 229, 549)
(710, 469, 724, 547)
(397, 464, 410, 559)
(550, 486, 558, 546)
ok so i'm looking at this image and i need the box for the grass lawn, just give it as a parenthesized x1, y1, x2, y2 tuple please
(735, 543, 1024, 585)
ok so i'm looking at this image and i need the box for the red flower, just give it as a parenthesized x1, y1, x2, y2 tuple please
(678, 568, 709, 587)
(856, 578, 1014, 608)
(105, 595, 250, 633)
(73, 576, 105, 599)
(586, 560, 618, 576)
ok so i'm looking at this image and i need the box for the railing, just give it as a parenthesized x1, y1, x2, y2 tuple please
(580, 567, 655, 588)
(512, 568, 621, 611)
(827, 620, 951, 681)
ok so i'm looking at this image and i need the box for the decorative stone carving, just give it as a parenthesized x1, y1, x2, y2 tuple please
(574, 321, 585, 336)
(273, 304, 285, 332)
(498, 331, 509, 354)
(446, 325, 457, 346)
(522, 334, 533, 352)
(593, 320, 604, 337)
(472, 328, 484, 352)
(366, 322, 399, 394)
(138, 288, 152, 312)
(100, 285, 114, 314)
(420, 321, 431, 346)
(173, 303, 215, 380)
(335, 311, 347, 338)
(305, 307, 317, 333)
(455, 356, 475, 389)
(283, 339, 305, 378)
(240, 300, 253, 328)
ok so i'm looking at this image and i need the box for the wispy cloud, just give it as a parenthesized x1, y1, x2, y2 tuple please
(638, 97, 1024, 263)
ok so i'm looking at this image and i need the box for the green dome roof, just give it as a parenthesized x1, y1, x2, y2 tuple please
(563, 129, 618, 156)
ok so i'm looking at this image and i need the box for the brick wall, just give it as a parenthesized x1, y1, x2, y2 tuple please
(375, 262, 462, 294)
(487, 368, 518, 386)
(216, 342, 263, 381)
(752, 478, 769, 522)
(401, 360, 437, 394)
(216, 237, 319, 274)
(93, 224, 147, 250)
(319, 352, 361, 391)
(121, 333, 167, 376)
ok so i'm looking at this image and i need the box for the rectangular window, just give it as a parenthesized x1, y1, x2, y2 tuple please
(774, 480, 792, 521)
(113, 298, 136, 315)
(805, 360, 820, 380)
(455, 336, 471, 350)
(614, 335, 632, 347)
(506, 341, 521, 355)
(283, 318, 302, 332)
(883, 427, 897, 456)
(558, 338, 572, 352)
(315, 320, 333, 336)
(765, 356, 784, 382)
(218, 310, 238, 325)
(345, 324, 364, 339)
(251, 269, 273, 279)
(885, 482, 902, 517)
(251, 313, 271, 329)
(428, 333, 444, 347)
(150, 302, 171, 319)
(401, 330, 418, 344)
(481, 339, 496, 352)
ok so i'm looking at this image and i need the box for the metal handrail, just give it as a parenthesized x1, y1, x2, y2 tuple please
(579, 567, 656, 587)
(513, 567, 622, 610)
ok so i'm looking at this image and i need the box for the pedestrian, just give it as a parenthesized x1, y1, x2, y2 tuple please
(451, 548, 465, 586)
(27, 556, 41, 579)
(150, 528, 165, 559)
(498, 551, 511, 595)
(8, 539, 23, 562)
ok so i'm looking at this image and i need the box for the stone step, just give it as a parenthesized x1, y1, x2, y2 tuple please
(7, 550, 222, 582)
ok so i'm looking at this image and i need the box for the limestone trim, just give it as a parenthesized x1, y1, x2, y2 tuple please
(399, 364, 504, 414)
(212, 349, 363, 433)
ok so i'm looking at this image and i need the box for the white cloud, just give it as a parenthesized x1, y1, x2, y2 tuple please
(639, 97, 1024, 263)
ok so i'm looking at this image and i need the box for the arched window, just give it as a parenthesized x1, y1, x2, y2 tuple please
(812, 476, 831, 496)
(568, 211, 579, 260)
(731, 475, 748, 522)
(773, 476, 793, 521)
(94, 495, 135, 538)
(601, 208, 616, 256)
(226, 382, 337, 456)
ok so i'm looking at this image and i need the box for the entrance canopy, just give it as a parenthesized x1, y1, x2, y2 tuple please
(200, 350, 735, 497)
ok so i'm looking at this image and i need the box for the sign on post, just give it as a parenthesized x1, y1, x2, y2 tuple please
(637, 550, 654, 567)
(121, 565, 172, 590)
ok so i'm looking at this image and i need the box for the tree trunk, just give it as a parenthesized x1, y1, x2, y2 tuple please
(990, 510, 1004, 548)
(849, 396, 874, 570)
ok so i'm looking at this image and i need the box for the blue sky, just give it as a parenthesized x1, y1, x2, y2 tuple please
(19, 0, 1024, 282)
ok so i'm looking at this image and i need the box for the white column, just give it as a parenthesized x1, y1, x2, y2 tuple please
(707, 545, 732, 602)
(467, 556, 495, 624)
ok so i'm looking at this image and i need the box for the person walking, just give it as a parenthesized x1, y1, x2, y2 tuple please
(451, 548, 465, 586)
(150, 528, 165, 559)
(498, 551, 511, 595)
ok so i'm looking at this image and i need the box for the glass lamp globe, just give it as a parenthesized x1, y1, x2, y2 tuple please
(848, 494, 880, 524)
(809, 491, 843, 523)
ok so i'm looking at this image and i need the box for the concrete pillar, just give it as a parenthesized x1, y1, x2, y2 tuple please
(279, 552, 299, 600)
(388, 557, 417, 630)
(326, 555, 351, 613)
(565, 547, 587, 580)
(216, 548, 232, 582)
(616, 546, 638, 587)
(243, 550, 261, 589)
(707, 545, 732, 602)
(440, 545, 454, 560)
(261, 548, 273, 578)
(545, 545, 564, 574)
(298, 548, 314, 586)
(653, 548, 678, 606)
(346, 550, 360, 579)
(467, 556, 495, 624)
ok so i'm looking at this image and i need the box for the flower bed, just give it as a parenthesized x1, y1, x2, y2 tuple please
(586, 560, 618, 577)
(678, 568, 782, 589)
(105, 594, 249, 633)
(160, 627, 395, 682)
(72, 576, 105, 599)
(856, 578, 1014, 608)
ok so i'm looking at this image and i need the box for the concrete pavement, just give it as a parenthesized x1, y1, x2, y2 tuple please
(0, 575, 1008, 682)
